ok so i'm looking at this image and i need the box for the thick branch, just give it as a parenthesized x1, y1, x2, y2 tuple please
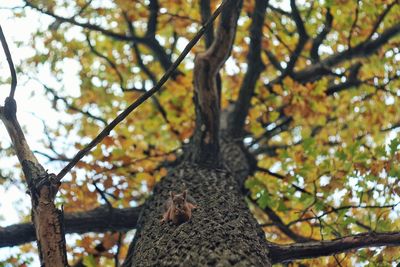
(191, 0, 242, 166)
(146, 0, 159, 37)
(269, 231, 400, 264)
(228, 0, 267, 137)
(0, 206, 141, 248)
(294, 23, 400, 82)
(200, 0, 214, 48)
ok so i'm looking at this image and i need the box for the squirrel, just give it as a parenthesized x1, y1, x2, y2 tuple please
(160, 190, 197, 225)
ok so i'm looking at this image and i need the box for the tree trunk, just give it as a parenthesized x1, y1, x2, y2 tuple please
(123, 141, 271, 266)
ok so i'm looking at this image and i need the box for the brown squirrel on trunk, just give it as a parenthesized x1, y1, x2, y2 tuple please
(160, 190, 197, 225)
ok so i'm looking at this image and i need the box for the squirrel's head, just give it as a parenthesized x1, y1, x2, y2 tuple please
(171, 190, 187, 212)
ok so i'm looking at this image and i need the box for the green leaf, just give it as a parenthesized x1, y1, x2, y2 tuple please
(335, 150, 347, 161)
(83, 255, 96, 267)
(389, 137, 400, 156)
(277, 200, 289, 212)
(302, 137, 315, 153)
(257, 190, 272, 209)
(299, 193, 314, 207)
(374, 145, 387, 157)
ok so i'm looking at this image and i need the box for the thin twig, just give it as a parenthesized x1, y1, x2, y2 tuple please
(0, 25, 17, 99)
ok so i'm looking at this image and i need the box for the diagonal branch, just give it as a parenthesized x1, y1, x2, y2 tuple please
(269, 231, 400, 264)
(86, 34, 126, 91)
(366, 0, 398, 41)
(294, 23, 400, 82)
(0, 206, 141, 248)
(56, 0, 231, 181)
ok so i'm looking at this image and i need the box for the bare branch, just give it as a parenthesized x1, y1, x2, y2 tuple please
(25, 0, 174, 71)
(86, 34, 126, 91)
(264, 49, 284, 72)
(267, 4, 291, 17)
(228, 0, 267, 137)
(269, 231, 400, 263)
(41, 82, 107, 124)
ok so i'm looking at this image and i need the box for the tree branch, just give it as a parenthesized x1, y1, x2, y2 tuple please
(0, 206, 141, 248)
(191, 0, 242, 166)
(25, 0, 174, 72)
(200, 0, 214, 48)
(146, 0, 159, 37)
(294, 23, 400, 83)
(366, 1, 398, 41)
(269, 231, 400, 264)
(228, 0, 267, 137)
(310, 8, 332, 63)
(347, 0, 361, 48)
(261, 205, 314, 243)
(41, 81, 107, 125)
(281, 0, 309, 77)
(86, 33, 126, 91)
(24, 1, 134, 42)
(0, 25, 16, 99)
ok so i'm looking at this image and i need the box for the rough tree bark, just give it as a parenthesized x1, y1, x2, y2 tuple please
(123, 143, 270, 266)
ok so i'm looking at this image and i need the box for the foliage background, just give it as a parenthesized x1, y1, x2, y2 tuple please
(0, 0, 399, 266)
